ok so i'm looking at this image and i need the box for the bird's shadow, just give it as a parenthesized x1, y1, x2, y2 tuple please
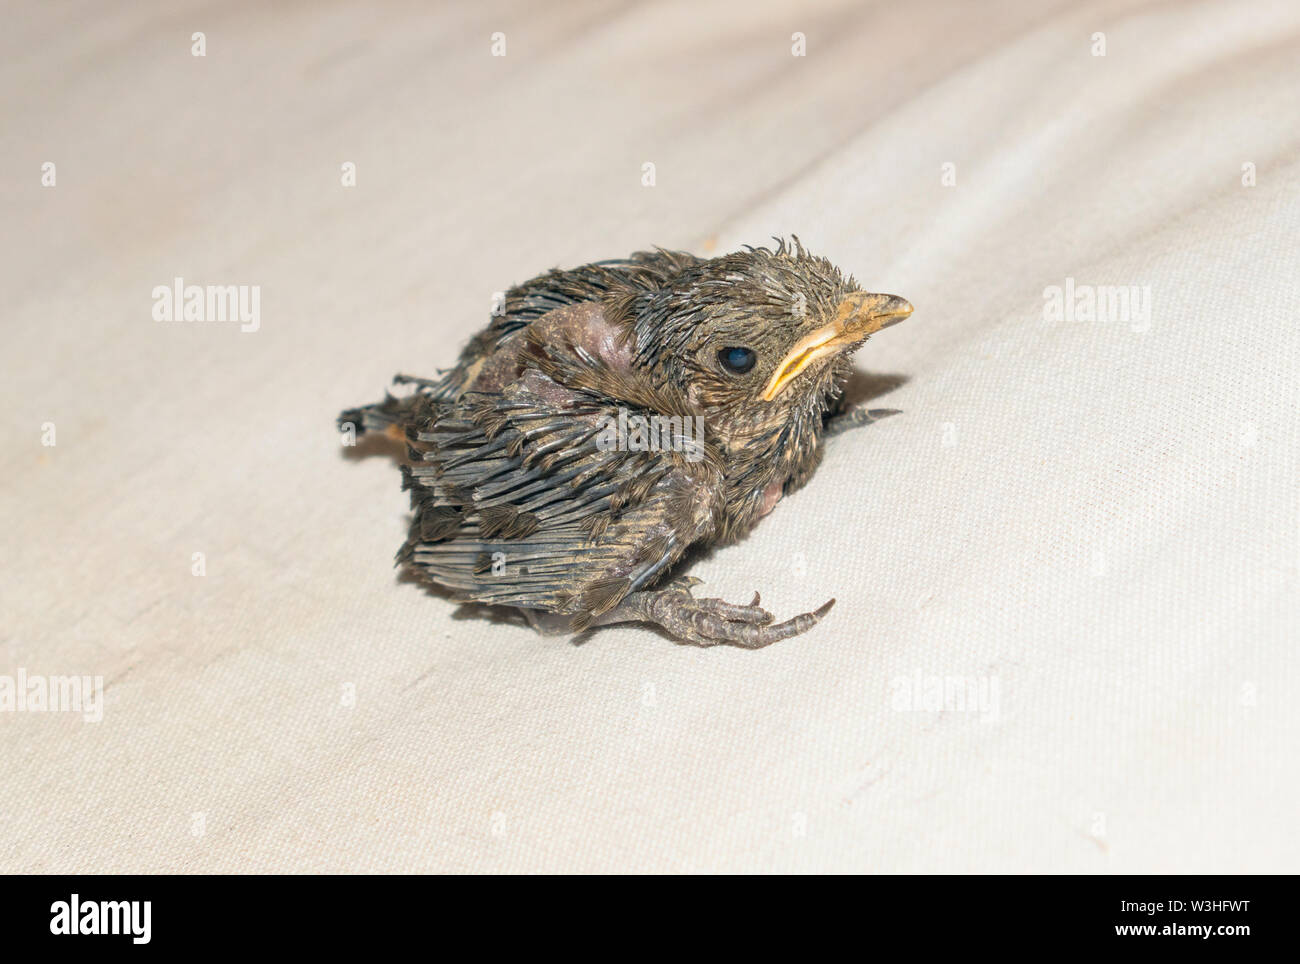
(838, 369, 909, 409)
(398, 567, 683, 646)
(395, 567, 536, 630)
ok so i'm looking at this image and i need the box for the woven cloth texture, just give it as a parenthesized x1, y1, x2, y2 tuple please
(1, 0, 1297, 872)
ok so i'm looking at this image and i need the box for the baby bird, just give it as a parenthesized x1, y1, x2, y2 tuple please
(339, 238, 911, 647)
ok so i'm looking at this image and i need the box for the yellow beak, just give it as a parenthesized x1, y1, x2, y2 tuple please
(760, 292, 912, 402)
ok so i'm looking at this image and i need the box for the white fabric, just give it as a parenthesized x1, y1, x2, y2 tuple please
(2, 0, 1297, 873)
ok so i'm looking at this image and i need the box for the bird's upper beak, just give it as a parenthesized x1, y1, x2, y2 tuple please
(760, 292, 912, 401)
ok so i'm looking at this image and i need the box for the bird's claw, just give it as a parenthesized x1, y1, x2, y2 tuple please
(824, 405, 901, 437)
(666, 575, 705, 591)
(648, 582, 834, 648)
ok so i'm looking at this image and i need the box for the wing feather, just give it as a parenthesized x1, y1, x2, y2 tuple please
(403, 372, 719, 618)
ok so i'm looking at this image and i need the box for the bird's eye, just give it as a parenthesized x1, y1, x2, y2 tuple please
(718, 346, 757, 375)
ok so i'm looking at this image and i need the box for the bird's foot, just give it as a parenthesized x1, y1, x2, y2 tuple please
(615, 578, 835, 648)
(823, 406, 900, 437)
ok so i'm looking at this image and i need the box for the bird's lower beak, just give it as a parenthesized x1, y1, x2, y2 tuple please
(760, 292, 912, 401)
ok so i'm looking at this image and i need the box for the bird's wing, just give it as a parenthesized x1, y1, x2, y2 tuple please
(492, 248, 700, 343)
(401, 367, 721, 626)
(430, 248, 700, 399)
(345, 249, 699, 432)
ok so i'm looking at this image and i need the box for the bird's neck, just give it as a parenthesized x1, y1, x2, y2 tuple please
(707, 392, 830, 541)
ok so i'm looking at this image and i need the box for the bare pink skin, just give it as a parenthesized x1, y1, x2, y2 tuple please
(466, 302, 631, 394)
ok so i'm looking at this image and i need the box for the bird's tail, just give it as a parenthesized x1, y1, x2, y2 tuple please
(337, 374, 445, 438)
(338, 393, 409, 438)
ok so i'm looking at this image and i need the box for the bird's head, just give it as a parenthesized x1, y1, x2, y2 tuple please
(618, 239, 911, 429)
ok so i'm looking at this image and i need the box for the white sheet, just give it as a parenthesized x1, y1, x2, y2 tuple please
(2, 0, 1296, 872)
